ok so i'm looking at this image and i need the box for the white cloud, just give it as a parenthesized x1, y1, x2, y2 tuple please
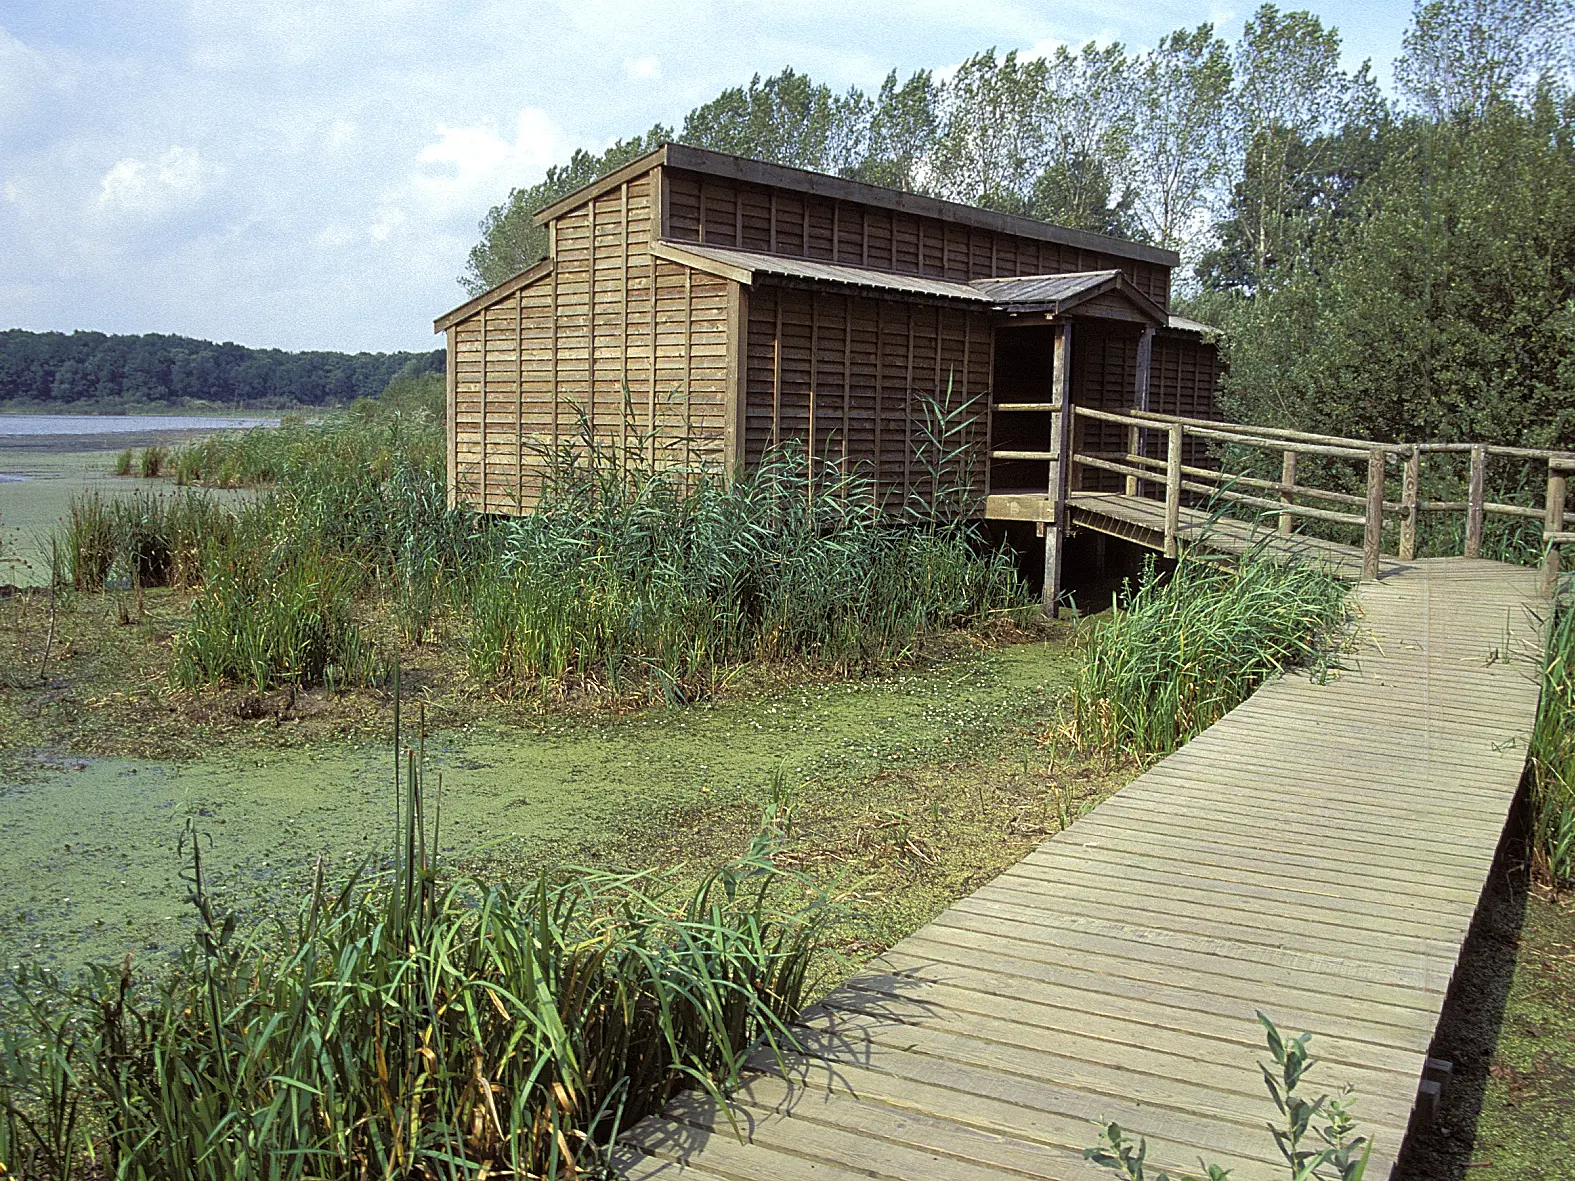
(400, 107, 566, 220)
(95, 146, 222, 219)
(625, 55, 662, 80)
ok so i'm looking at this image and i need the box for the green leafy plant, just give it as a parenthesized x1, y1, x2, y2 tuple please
(1070, 547, 1350, 758)
(0, 704, 831, 1179)
(1530, 589, 1575, 886)
(1085, 1014, 1371, 1181)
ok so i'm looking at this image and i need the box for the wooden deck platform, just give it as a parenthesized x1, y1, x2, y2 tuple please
(612, 557, 1547, 1181)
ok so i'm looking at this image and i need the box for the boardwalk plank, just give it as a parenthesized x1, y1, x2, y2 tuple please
(619, 559, 1544, 1181)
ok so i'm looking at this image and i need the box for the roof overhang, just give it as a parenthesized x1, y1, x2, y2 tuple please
(981, 270, 1168, 326)
(433, 258, 554, 333)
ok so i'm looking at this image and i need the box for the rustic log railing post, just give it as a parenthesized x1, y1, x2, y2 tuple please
(1465, 444, 1487, 558)
(1278, 450, 1297, 536)
(1400, 446, 1420, 561)
(1164, 423, 1183, 559)
(1125, 421, 1141, 497)
(1043, 323, 1073, 614)
(1544, 462, 1568, 598)
(1363, 449, 1385, 580)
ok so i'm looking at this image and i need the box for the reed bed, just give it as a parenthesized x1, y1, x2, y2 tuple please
(1529, 592, 1575, 886)
(471, 435, 1027, 702)
(58, 391, 1028, 699)
(1069, 548, 1351, 758)
(57, 488, 235, 592)
(0, 745, 828, 1180)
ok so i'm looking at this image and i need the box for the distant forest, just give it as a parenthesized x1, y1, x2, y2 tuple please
(468, 0, 1575, 451)
(0, 329, 445, 412)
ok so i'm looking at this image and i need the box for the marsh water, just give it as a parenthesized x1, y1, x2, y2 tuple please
(0, 412, 276, 584)
(0, 644, 1071, 978)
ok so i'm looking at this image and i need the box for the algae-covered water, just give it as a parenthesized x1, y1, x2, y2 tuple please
(0, 644, 1071, 978)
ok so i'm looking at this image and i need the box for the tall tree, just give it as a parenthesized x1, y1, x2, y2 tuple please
(1127, 25, 1234, 251)
(1225, 6, 1381, 288)
(679, 68, 871, 174)
(1031, 42, 1141, 234)
(1395, 0, 1574, 119)
(856, 70, 941, 191)
(929, 49, 1049, 214)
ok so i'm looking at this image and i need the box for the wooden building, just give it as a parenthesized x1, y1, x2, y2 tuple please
(435, 143, 1223, 605)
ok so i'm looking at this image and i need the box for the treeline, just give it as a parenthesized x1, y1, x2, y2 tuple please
(0, 329, 445, 412)
(467, 0, 1575, 450)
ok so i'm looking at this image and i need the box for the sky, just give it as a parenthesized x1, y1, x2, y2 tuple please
(0, 0, 1418, 355)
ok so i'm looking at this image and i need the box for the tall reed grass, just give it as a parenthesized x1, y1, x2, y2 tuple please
(469, 432, 1027, 702)
(170, 544, 375, 691)
(60, 391, 1028, 697)
(0, 730, 828, 1178)
(1069, 548, 1350, 758)
(1529, 592, 1575, 886)
(56, 489, 237, 591)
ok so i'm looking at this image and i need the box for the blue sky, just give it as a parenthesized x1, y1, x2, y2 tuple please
(0, 0, 1418, 354)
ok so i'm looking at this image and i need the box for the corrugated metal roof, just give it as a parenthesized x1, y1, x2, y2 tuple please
(1166, 313, 1218, 335)
(969, 270, 1122, 305)
(659, 241, 990, 302)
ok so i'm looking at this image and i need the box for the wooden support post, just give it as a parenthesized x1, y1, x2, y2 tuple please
(1544, 465, 1567, 598)
(1129, 327, 1153, 499)
(1400, 446, 1420, 561)
(1044, 323, 1073, 614)
(1465, 444, 1486, 558)
(1163, 423, 1183, 559)
(1125, 422, 1140, 498)
(1363, 448, 1385, 581)
(1278, 450, 1297, 537)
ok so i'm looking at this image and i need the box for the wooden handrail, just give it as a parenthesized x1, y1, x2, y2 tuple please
(1064, 404, 1575, 589)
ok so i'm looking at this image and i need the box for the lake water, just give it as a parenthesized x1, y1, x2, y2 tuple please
(0, 413, 279, 437)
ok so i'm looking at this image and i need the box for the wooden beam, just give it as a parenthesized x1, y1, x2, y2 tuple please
(1363, 449, 1386, 580)
(1279, 450, 1298, 537)
(1045, 322, 1073, 613)
(1544, 467, 1567, 597)
(724, 279, 747, 477)
(1400, 447, 1421, 560)
(479, 305, 488, 514)
(1163, 423, 1183, 559)
(1465, 445, 1487, 558)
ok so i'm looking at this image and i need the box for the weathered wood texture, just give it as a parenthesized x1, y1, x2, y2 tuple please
(613, 558, 1545, 1181)
(662, 166, 1171, 307)
(449, 174, 734, 510)
(446, 153, 1223, 515)
(743, 285, 991, 507)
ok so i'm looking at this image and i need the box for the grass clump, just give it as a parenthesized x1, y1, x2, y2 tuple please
(112, 447, 133, 476)
(469, 439, 1028, 703)
(57, 488, 237, 592)
(171, 545, 374, 691)
(138, 444, 167, 478)
(0, 749, 828, 1179)
(1530, 592, 1575, 887)
(1069, 549, 1350, 758)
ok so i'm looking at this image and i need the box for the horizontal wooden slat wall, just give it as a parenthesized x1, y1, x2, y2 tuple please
(665, 167, 1170, 309)
(743, 284, 992, 513)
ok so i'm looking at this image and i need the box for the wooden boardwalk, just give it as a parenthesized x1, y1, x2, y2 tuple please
(612, 556, 1547, 1181)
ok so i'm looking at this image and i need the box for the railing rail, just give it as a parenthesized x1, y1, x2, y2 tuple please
(1070, 406, 1575, 589)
